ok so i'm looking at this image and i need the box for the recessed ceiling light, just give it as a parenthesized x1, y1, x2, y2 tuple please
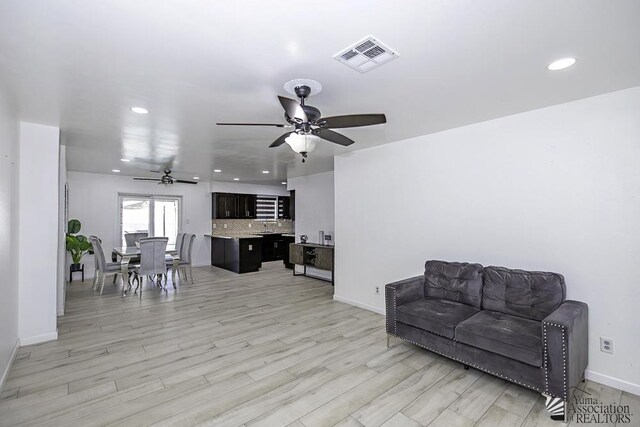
(281, 182, 286, 185)
(262, 170, 270, 174)
(112, 169, 120, 173)
(547, 57, 576, 71)
(213, 169, 222, 173)
(130, 106, 148, 114)
(193, 176, 199, 180)
(120, 158, 130, 162)
(233, 178, 240, 181)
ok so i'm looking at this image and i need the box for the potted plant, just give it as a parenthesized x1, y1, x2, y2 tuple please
(66, 219, 92, 271)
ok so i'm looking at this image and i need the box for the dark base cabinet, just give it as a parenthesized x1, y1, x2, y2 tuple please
(211, 237, 262, 273)
(282, 236, 295, 269)
(261, 233, 294, 262)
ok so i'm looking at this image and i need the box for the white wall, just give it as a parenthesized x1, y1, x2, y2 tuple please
(18, 123, 60, 345)
(288, 171, 334, 280)
(210, 180, 289, 196)
(0, 83, 20, 389)
(67, 171, 213, 278)
(57, 145, 67, 315)
(334, 87, 640, 393)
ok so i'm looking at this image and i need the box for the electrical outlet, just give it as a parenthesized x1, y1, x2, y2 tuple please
(248, 223, 252, 228)
(212, 223, 217, 229)
(375, 286, 380, 295)
(600, 337, 614, 354)
(248, 244, 253, 251)
(223, 224, 227, 229)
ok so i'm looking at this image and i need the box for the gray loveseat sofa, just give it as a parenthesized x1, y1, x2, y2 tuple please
(385, 260, 588, 421)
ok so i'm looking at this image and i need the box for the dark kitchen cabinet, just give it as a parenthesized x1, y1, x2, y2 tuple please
(212, 193, 237, 219)
(211, 236, 226, 267)
(278, 196, 291, 219)
(237, 194, 257, 219)
(212, 193, 257, 219)
(289, 190, 295, 220)
(282, 235, 295, 268)
(261, 233, 288, 262)
(210, 236, 262, 273)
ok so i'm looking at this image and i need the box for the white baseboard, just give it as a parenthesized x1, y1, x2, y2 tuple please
(0, 339, 19, 393)
(333, 295, 385, 315)
(586, 369, 640, 396)
(19, 331, 58, 346)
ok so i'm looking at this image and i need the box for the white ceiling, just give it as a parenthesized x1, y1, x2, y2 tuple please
(1, 1, 639, 185)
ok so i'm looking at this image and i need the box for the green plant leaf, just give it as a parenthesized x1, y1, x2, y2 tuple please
(67, 219, 81, 234)
(66, 236, 79, 251)
(78, 240, 92, 251)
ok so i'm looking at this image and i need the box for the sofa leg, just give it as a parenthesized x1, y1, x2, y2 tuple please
(463, 364, 469, 370)
(543, 394, 566, 422)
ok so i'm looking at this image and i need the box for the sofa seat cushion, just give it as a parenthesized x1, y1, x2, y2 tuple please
(396, 298, 480, 339)
(455, 310, 542, 367)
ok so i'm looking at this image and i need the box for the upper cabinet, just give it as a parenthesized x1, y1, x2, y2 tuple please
(212, 193, 249, 219)
(212, 192, 292, 220)
(278, 196, 290, 219)
(277, 191, 295, 220)
(213, 193, 236, 219)
(237, 194, 257, 219)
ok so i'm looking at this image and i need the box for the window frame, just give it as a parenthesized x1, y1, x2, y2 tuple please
(117, 193, 183, 246)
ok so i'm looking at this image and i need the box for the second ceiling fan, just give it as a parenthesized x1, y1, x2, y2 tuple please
(217, 80, 386, 162)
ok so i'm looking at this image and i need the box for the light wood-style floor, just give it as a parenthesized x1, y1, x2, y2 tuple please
(1, 262, 637, 426)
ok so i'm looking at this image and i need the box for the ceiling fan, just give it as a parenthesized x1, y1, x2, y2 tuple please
(217, 80, 386, 162)
(133, 169, 198, 185)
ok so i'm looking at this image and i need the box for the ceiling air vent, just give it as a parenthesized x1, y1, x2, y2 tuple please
(333, 35, 399, 73)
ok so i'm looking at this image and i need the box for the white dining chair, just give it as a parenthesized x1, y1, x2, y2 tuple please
(176, 233, 196, 284)
(131, 237, 169, 295)
(166, 232, 185, 286)
(124, 232, 148, 246)
(89, 235, 127, 295)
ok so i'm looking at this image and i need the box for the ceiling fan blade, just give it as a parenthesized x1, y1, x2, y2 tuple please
(312, 128, 355, 146)
(133, 177, 162, 181)
(278, 96, 307, 122)
(269, 131, 294, 148)
(216, 122, 286, 127)
(318, 114, 386, 129)
(174, 180, 198, 185)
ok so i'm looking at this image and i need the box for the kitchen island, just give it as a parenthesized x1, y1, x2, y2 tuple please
(205, 234, 263, 273)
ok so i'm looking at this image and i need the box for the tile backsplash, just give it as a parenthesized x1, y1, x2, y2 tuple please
(211, 219, 294, 236)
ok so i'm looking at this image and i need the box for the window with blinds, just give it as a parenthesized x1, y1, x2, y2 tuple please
(256, 195, 277, 220)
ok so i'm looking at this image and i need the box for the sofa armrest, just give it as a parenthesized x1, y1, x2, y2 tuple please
(542, 300, 588, 401)
(385, 276, 424, 334)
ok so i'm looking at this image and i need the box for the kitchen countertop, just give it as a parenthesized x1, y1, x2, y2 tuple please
(204, 234, 263, 239)
(205, 233, 296, 239)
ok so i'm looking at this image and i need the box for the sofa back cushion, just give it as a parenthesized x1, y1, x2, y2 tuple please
(424, 260, 484, 308)
(483, 266, 566, 321)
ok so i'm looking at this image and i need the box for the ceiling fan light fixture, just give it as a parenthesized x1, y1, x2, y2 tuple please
(285, 133, 319, 155)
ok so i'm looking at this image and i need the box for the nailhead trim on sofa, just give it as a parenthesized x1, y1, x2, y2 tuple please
(386, 284, 543, 394)
(543, 321, 568, 400)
